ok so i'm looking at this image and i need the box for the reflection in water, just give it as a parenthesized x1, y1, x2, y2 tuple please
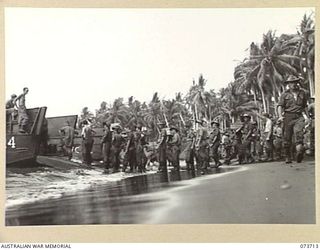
(6, 165, 238, 225)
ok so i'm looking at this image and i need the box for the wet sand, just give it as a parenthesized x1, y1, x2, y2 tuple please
(148, 160, 315, 224)
(6, 160, 315, 225)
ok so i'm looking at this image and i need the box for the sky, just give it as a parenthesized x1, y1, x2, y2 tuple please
(5, 7, 314, 117)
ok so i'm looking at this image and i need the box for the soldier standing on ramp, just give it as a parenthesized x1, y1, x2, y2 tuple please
(14, 87, 29, 133)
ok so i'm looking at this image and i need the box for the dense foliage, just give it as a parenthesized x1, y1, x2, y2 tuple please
(79, 13, 315, 137)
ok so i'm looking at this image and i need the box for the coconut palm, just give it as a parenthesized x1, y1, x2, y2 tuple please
(105, 98, 128, 125)
(283, 13, 315, 96)
(78, 106, 95, 128)
(95, 101, 108, 126)
(126, 97, 145, 128)
(185, 74, 213, 127)
(235, 30, 300, 113)
(162, 99, 181, 127)
(141, 92, 163, 139)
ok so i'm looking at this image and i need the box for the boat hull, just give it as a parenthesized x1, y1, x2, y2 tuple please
(6, 107, 47, 167)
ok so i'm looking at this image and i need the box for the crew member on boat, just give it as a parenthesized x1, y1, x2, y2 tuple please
(14, 87, 29, 133)
(6, 94, 17, 122)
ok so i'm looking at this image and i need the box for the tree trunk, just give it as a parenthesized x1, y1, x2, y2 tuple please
(259, 85, 267, 113)
(195, 104, 199, 130)
(308, 69, 314, 97)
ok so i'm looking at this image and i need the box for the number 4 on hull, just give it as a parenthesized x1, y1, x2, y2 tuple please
(7, 136, 16, 149)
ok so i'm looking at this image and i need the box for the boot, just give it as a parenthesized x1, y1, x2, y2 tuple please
(285, 156, 292, 164)
(285, 147, 292, 164)
(215, 161, 222, 168)
(296, 144, 304, 163)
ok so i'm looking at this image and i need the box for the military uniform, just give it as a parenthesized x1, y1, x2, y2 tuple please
(209, 123, 221, 168)
(15, 90, 29, 133)
(195, 124, 209, 169)
(307, 101, 315, 155)
(134, 130, 147, 172)
(101, 128, 112, 169)
(262, 117, 273, 161)
(221, 133, 231, 165)
(168, 127, 181, 170)
(185, 130, 196, 169)
(81, 125, 95, 165)
(158, 124, 168, 171)
(59, 123, 75, 160)
(112, 130, 125, 171)
(240, 118, 254, 163)
(126, 130, 137, 172)
(273, 123, 283, 160)
(278, 76, 308, 163)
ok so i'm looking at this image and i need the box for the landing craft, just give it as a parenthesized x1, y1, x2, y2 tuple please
(45, 115, 106, 161)
(6, 107, 47, 166)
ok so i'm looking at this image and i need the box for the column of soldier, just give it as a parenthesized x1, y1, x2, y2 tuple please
(98, 75, 315, 173)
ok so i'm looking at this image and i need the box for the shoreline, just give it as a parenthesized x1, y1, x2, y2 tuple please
(145, 160, 315, 224)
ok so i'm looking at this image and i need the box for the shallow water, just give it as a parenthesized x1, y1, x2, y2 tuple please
(6, 164, 238, 225)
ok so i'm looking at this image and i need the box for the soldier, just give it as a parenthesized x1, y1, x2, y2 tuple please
(195, 120, 209, 170)
(250, 121, 260, 161)
(112, 126, 125, 172)
(277, 75, 310, 163)
(14, 87, 29, 133)
(156, 121, 168, 172)
(125, 126, 137, 172)
(273, 120, 283, 160)
(209, 120, 222, 168)
(256, 112, 274, 161)
(168, 126, 181, 171)
(307, 97, 315, 155)
(100, 122, 112, 170)
(59, 120, 75, 160)
(240, 114, 254, 163)
(6, 94, 17, 119)
(263, 113, 274, 161)
(185, 127, 196, 170)
(81, 120, 95, 166)
(6, 94, 18, 132)
(221, 131, 232, 165)
(135, 125, 147, 173)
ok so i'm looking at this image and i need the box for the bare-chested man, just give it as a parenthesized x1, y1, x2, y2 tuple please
(14, 87, 29, 133)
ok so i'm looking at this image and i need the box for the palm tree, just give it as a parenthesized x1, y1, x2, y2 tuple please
(235, 31, 300, 113)
(79, 106, 95, 128)
(95, 101, 108, 126)
(283, 13, 315, 96)
(105, 98, 128, 125)
(175, 92, 191, 127)
(185, 74, 212, 127)
(142, 92, 162, 139)
(162, 99, 180, 127)
(127, 97, 145, 128)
